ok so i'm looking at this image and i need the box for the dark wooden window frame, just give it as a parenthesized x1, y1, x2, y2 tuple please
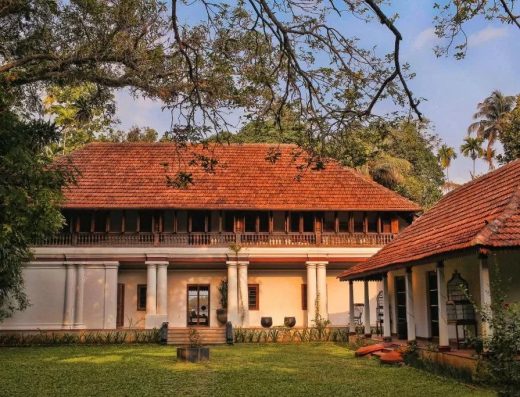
(248, 284, 259, 310)
(137, 284, 147, 311)
(301, 284, 308, 310)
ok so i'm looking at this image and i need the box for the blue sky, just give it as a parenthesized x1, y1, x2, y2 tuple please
(114, 1, 519, 183)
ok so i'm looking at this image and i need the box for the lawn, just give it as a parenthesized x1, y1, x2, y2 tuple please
(0, 343, 494, 397)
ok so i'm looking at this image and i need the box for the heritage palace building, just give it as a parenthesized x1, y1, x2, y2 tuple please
(1, 143, 419, 340)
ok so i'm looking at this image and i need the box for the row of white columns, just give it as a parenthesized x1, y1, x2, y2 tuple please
(306, 262, 328, 327)
(145, 261, 169, 328)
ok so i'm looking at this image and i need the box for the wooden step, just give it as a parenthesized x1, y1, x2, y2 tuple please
(167, 327, 227, 345)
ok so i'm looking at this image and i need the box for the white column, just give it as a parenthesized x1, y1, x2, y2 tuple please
(479, 255, 493, 338)
(316, 262, 328, 320)
(145, 263, 157, 329)
(238, 262, 249, 326)
(226, 261, 239, 325)
(348, 280, 355, 334)
(73, 264, 85, 329)
(63, 264, 76, 328)
(382, 274, 391, 341)
(405, 268, 416, 342)
(363, 280, 371, 336)
(437, 262, 450, 350)
(156, 263, 169, 317)
(103, 262, 119, 329)
(306, 262, 317, 327)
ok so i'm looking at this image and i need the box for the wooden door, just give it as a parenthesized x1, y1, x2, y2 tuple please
(116, 283, 125, 328)
(395, 276, 407, 340)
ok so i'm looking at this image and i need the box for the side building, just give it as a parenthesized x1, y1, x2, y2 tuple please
(1, 143, 419, 334)
(340, 159, 520, 350)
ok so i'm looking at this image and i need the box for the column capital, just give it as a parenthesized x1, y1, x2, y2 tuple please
(226, 260, 249, 266)
(306, 261, 328, 267)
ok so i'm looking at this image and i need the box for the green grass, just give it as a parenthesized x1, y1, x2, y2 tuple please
(0, 343, 494, 396)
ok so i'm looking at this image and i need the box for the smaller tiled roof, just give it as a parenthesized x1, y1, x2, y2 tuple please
(339, 159, 520, 280)
(58, 143, 420, 211)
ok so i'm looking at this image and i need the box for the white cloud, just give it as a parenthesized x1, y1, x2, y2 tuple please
(468, 26, 508, 47)
(412, 27, 436, 50)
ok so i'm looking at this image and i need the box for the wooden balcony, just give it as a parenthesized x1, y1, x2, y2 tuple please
(32, 232, 395, 247)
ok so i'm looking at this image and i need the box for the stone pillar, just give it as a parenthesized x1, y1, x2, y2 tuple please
(73, 264, 85, 329)
(382, 274, 391, 341)
(103, 262, 119, 329)
(405, 268, 416, 342)
(63, 263, 76, 328)
(479, 255, 493, 338)
(226, 261, 239, 325)
(306, 262, 317, 326)
(238, 262, 249, 326)
(348, 280, 356, 334)
(436, 262, 450, 351)
(363, 280, 371, 337)
(145, 262, 157, 329)
(316, 262, 328, 320)
(156, 263, 169, 317)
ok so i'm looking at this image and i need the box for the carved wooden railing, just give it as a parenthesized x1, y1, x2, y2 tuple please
(32, 232, 394, 247)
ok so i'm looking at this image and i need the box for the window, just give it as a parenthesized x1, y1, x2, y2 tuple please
(273, 211, 285, 232)
(223, 212, 235, 232)
(323, 212, 335, 232)
(140, 211, 153, 233)
(191, 211, 207, 232)
(258, 212, 269, 232)
(302, 212, 314, 232)
(137, 284, 147, 311)
(126, 210, 138, 232)
(338, 212, 349, 232)
(244, 212, 256, 232)
(78, 212, 92, 232)
(94, 211, 108, 232)
(109, 211, 122, 232)
(290, 212, 301, 232)
(177, 211, 188, 232)
(353, 212, 364, 233)
(163, 211, 174, 233)
(248, 284, 259, 310)
(301, 284, 308, 310)
(367, 213, 378, 233)
(381, 213, 392, 233)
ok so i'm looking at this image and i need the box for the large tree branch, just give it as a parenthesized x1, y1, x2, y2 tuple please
(498, 0, 520, 29)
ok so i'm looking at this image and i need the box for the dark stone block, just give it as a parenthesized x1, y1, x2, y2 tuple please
(177, 347, 210, 363)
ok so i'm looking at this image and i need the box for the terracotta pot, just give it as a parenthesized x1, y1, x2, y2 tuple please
(216, 308, 227, 324)
(261, 317, 273, 328)
(284, 317, 296, 328)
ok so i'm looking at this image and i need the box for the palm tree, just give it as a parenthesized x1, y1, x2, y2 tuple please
(468, 90, 516, 170)
(460, 136, 484, 178)
(437, 144, 457, 181)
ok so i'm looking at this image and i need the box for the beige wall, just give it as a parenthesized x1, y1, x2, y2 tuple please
(114, 267, 381, 329)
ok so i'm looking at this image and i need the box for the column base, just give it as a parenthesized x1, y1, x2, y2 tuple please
(145, 314, 168, 329)
(364, 333, 372, 338)
(383, 336, 392, 342)
(438, 345, 451, 352)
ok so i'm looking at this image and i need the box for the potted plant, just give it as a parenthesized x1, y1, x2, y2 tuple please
(284, 317, 296, 328)
(261, 317, 273, 328)
(176, 328, 210, 363)
(216, 279, 228, 324)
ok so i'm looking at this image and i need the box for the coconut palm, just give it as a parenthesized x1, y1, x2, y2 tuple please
(437, 144, 457, 181)
(468, 90, 516, 170)
(460, 136, 484, 178)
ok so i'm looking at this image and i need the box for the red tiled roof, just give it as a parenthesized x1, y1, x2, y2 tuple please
(58, 142, 420, 211)
(339, 159, 520, 280)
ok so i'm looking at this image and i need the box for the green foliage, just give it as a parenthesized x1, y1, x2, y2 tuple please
(43, 83, 117, 154)
(98, 126, 159, 143)
(473, 265, 520, 396)
(0, 106, 74, 321)
(233, 326, 349, 344)
(0, 329, 160, 346)
(460, 136, 485, 177)
(218, 279, 228, 309)
(188, 328, 202, 348)
(498, 97, 520, 164)
(437, 144, 457, 180)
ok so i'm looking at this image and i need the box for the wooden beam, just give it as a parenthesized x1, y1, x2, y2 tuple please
(121, 211, 126, 233)
(90, 212, 95, 233)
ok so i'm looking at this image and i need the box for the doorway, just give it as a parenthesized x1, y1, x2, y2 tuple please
(395, 276, 407, 340)
(427, 271, 439, 338)
(187, 285, 210, 326)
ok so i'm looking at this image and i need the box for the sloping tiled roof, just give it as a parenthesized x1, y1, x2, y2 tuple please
(59, 142, 420, 211)
(339, 159, 520, 280)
